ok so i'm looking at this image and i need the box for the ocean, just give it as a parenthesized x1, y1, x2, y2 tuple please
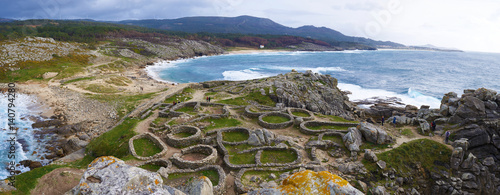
(0, 94, 53, 179)
(147, 50, 500, 109)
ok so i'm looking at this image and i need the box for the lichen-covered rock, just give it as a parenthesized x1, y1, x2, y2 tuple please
(248, 170, 363, 195)
(69, 156, 176, 195)
(343, 127, 362, 152)
(178, 176, 213, 195)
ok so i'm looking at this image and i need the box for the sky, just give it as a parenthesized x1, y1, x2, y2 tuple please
(1, 0, 500, 53)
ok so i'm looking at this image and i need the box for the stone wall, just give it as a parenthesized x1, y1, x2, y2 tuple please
(244, 105, 286, 118)
(258, 112, 294, 129)
(166, 165, 227, 195)
(164, 125, 202, 148)
(287, 107, 315, 121)
(299, 121, 356, 135)
(170, 144, 218, 169)
(129, 133, 169, 160)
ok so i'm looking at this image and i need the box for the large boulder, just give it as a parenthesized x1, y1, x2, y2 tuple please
(454, 96, 486, 120)
(453, 125, 490, 148)
(68, 156, 214, 195)
(248, 170, 363, 195)
(343, 127, 363, 152)
(358, 122, 394, 144)
(62, 137, 89, 154)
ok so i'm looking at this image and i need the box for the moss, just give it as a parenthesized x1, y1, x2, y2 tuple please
(85, 118, 139, 158)
(222, 131, 249, 142)
(260, 150, 297, 164)
(167, 169, 219, 186)
(291, 111, 310, 117)
(133, 138, 162, 157)
(262, 115, 290, 123)
(376, 139, 452, 174)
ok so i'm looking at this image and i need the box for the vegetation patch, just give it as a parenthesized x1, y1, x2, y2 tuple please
(8, 164, 65, 195)
(63, 76, 95, 84)
(86, 118, 139, 158)
(198, 118, 242, 132)
(260, 150, 297, 164)
(174, 132, 193, 138)
(291, 111, 310, 117)
(400, 128, 415, 138)
(133, 138, 162, 157)
(152, 117, 169, 126)
(307, 125, 350, 131)
(229, 151, 257, 165)
(222, 131, 250, 142)
(167, 169, 219, 186)
(84, 83, 121, 93)
(317, 114, 358, 123)
(217, 91, 275, 107)
(262, 115, 290, 124)
(374, 139, 452, 174)
(106, 76, 132, 86)
(242, 170, 287, 186)
(88, 92, 157, 118)
(139, 164, 163, 172)
(176, 105, 197, 115)
(165, 87, 194, 103)
(359, 142, 390, 151)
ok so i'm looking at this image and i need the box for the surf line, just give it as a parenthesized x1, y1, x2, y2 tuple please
(5, 82, 18, 187)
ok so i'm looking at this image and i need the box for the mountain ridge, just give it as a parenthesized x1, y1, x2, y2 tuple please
(112, 15, 405, 48)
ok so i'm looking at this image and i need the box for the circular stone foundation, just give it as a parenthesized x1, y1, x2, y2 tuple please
(129, 133, 169, 160)
(165, 125, 202, 148)
(258, 112, 293, 129)
(287, 108, 314, 121)
(244, 105, 286, 118)
(299, 121, 358, 135)
(170, 144, 218, 169)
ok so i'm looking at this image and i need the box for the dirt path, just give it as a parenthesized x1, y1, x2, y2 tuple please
(377, 126, 453, 153)
(189, 89, 206, 102)
(129, 83, 190, 118)
(134, 110, 159, 134)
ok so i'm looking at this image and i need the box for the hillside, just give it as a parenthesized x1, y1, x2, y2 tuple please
(114, 15, 404, 48)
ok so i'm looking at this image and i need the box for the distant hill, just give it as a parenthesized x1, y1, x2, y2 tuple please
(0, 18, 14, 23)
(113, 15, 405, 48)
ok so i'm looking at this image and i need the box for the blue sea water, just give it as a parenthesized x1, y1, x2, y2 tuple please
(147, 50, 500, 108)
(0, 94, 53, 179)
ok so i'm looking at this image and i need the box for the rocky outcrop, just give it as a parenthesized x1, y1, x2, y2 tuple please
(248, 170, 363, 195)
(358, 122, 394, 145)
(343, 127, 363, 152)
(441, 88, 500, 124)
(68, 156, 215, 195)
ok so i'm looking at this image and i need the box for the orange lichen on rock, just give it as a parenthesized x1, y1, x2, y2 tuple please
(278, 170, 352, 195)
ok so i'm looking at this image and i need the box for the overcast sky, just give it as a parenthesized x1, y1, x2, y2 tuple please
(1, 0, 500, 53)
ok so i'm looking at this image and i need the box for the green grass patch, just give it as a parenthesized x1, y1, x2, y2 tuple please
(359, 142, 390, 151)
(291, 111, 310, 117)
(204, 92, 217, 96)
(222, 131, 250, 142)
(139, 164, 163, 172)
(242, 170, 287, 185)
(168, 169, 219, 186)
(199, 118, 242, 132)
(1, 54, 90, 82)
(106, 76, 132, 86)
(322, 135, 343, 143)
(174, 132, 193, 138)
(164, 87, 195, 103)
(260, 150, 297, 164)
(133, 138, 162, 157)
(152, 117, 169, 126)
(8, 164, 65, 195)
(87, 92, 157, 118)
(176, 106, 196, 114)
(62, 76, 95, 84)
(400, 128, 415, 138)
(317, 114, 358, 123)
(229, 151, 257, 165)
(262, 115, 290, 123)
(216, 90, 275, 107)
(85, 118, 139, 158)
(216, 96, 249, 106)
(376, 139, 452, 174)
(307, 125, 350, 131)
(84, 84, 120, 93)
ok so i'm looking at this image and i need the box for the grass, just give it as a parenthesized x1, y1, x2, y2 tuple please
(222, 131, 250, 142)
(87, 92, 157, 118)
(1, 54, 90, 82)
(7, 164, 65, 195)
(229, 151, 257, 165)
(176, 106, 196, 114)
(106, 76, 132, 86)
(291, 111, 310, 117)
(242, 170, 287, 184)
(139, 164, 163, 172)
(216, 91, 275, 107)
(85, 118, 139, 158)
(84, 84, 121, 93)
(199, 118, 242, 132)
(317, 114, 358, 123)
(260, 150, 297, 164)
(322, 135, 343, 143)
(373, 139, 452, 174)
(262, 115, 290, 123)
(307, 125, 350, 131)
(400, 128, 415, 138)
(174, 132, 193, 138)
(167, 169, 219, 186)
(133, 138, 162, 157)
(62, 76, 95, 84)
(152, 117, 169, 126)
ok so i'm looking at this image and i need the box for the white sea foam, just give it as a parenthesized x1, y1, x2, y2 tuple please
(222, 69, 275, 81)
(145, 60, 183, 83)
(0, 93, 52, 179)
(268, 66, 347, 73)
(338, 83, 441, 108)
